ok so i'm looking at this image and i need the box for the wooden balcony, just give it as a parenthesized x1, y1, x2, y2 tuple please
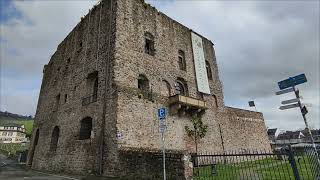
(168, 95, 207, 116)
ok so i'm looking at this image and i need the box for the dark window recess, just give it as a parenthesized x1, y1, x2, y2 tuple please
(50, 126, 59, 151)
(175, 78, 188, 96)
(206, 61, 213, 80)
(82, 71, 98, 106)
(34, 129, 39, 146)
(79, 117, 92, 140)
(137, 74, 153, 101)
(54, 94, 60, 111)
(144, 32, 155, 56)
(178, 50, 186, 71)
(138, 74, 149, 92)
(64, 94, 68, 103)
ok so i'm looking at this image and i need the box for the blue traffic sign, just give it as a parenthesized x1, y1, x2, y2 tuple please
(278, 74, 307, 90)
(158, 108, 167, 120)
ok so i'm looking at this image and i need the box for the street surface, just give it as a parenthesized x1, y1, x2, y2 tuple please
(0, 154, 80, 180)
(0, 154, 126, 180)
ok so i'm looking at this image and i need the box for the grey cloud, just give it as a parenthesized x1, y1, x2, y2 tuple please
(148, 0, 319, 130)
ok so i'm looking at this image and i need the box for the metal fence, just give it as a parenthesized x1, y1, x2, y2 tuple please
(192, 145, 320, 180)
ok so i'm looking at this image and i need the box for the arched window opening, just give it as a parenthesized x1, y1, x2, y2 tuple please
(138, 74, 149, 92)
(83, 71, 98, 106)
(206, 61, 213, 80)
(86, 71, 99, 95)
(34, 129, 39, 146)
(175, 78, 188, 96)
(178, 50, 186, 71)
(160, 80, 171, 97)
(144, 32, 155, 56)
(50, 126, 59, 151)
(79, 117, 92, 140)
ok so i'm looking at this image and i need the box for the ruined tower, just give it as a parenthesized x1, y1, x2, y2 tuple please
(27, 0, 270, 178)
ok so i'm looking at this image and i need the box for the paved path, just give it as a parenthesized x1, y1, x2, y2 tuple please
(0, 154, 124, 180)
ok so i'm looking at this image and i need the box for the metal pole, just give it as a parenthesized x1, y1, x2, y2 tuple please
(162, 131, 166, 180)
(288, 145, 301, 180)
(293, 86, 316, 147)
(293, 86, 320, 166)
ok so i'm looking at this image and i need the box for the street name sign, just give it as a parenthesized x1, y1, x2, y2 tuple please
(281, 98, 299, 105)
(275, 87, 294, 95)
(278, 74, 307, 90)
(279, 103, 299, 110)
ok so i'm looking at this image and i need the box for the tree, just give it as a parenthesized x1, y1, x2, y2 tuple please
(185, 116, 208, 155)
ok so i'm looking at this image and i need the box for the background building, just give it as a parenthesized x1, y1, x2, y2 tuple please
(0, 124, 27, 144)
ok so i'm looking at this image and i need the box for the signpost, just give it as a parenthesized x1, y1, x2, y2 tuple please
(279, 103, 299, 110)
(157, 107, 167, 180)
(276, 73, 320, 166)
(281, 98, 299, 105)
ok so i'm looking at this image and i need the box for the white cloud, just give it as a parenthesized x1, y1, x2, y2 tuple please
(0, 0, 97, 115)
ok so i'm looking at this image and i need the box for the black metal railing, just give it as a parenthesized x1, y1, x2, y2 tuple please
(192, 145, 320, 180)
(82, 93, 97, 106)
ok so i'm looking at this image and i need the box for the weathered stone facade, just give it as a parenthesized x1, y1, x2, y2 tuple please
(27, 0, 270, 178)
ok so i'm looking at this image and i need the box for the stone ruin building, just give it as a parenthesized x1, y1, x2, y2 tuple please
(27, 0, 271, 178)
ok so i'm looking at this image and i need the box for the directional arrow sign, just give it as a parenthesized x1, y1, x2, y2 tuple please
(279, 103, 299, 110)
(275, 87, 294, 95)
(281, 98, 299, 105)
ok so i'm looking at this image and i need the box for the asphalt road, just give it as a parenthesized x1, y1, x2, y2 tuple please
(0, 154, 125, 180)
(0, 154, 82, 180)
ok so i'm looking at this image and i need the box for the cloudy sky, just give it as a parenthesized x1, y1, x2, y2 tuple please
(0, 0, 319, 131)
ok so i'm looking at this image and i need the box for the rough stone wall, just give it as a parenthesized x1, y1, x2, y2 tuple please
(118, 149, 191, 179)
(114, 0, 225, 154)
(27, 0, 118, 175)
(27, 0, 271, 177)
(218, 107, 271, 151)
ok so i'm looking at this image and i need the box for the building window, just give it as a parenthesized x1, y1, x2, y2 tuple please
(138, 74, 149, 92)
(64, 94, 68, 103)
(144, 32, 155, 56)
(178, 50, 186, 71)
(54, 94, 60, 111)
(79, 117, 92, 140)
(50, 126, 59, 151)
(160, 80, 171, 97)
(206, 61, 213, 80)
(175, 78, 188, 96)
(86, 71, 98, 95)
(34, 129, 39, 146)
